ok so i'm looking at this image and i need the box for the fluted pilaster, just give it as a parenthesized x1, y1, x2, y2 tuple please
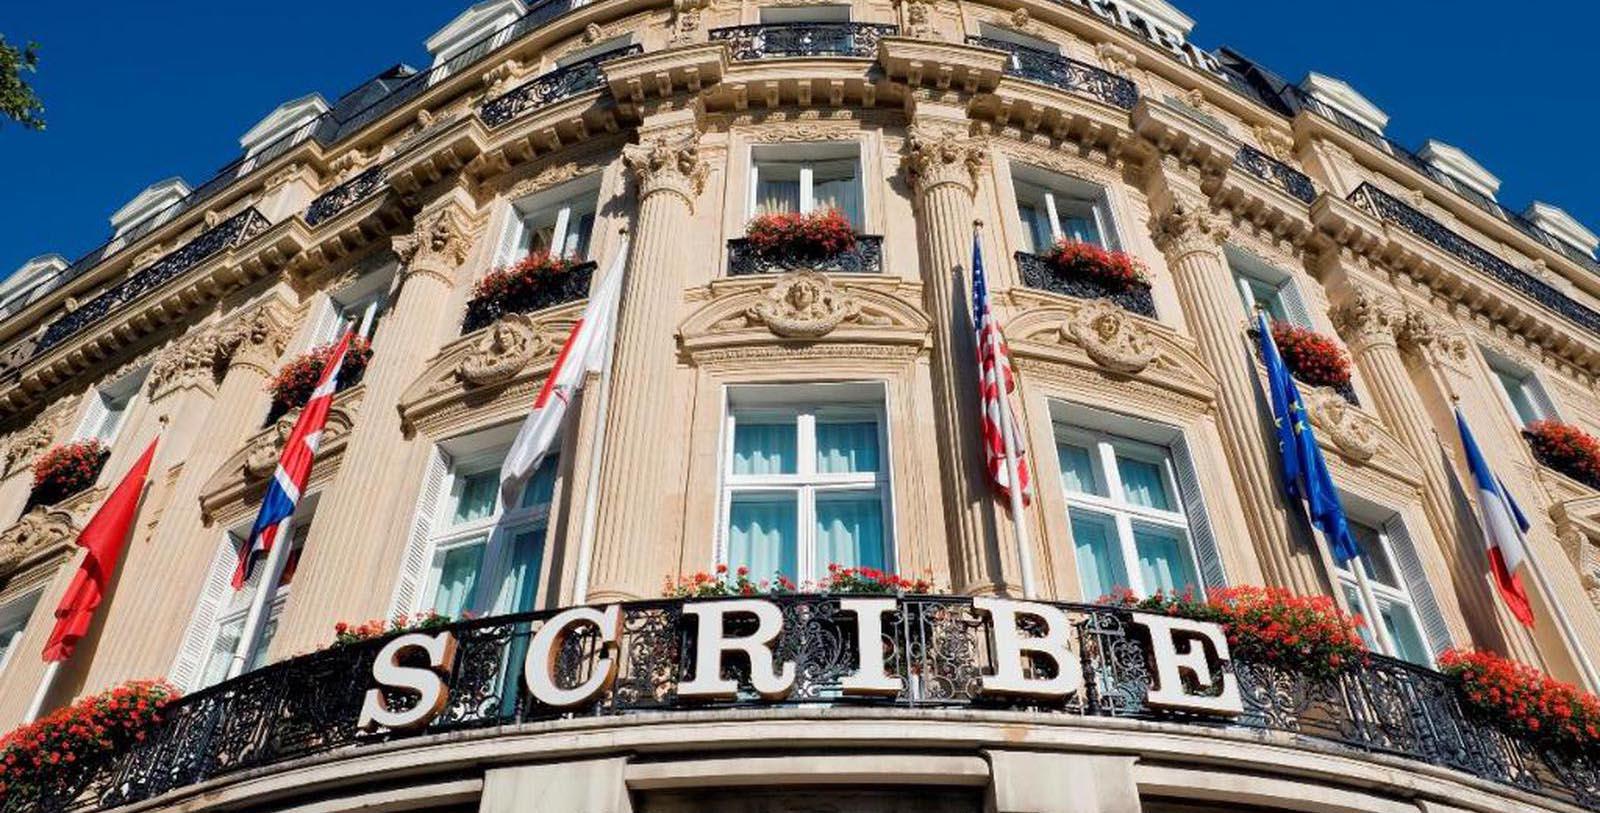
(586, 136, 706, 602)
(1152, 199, 1328, 596)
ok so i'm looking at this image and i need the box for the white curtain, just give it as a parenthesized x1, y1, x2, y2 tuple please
(728, 494, 798, 582)
(432, 542, 484, 617)
(1116, 456, 1171, 511)
(815, 421, 879, 474)
(755, 169, 801, 215)
(733, 421, 796, 475)
(1071, 512, 1124, 600)
(815, 491, 885, 572)
(812, 160, 862, 228)
(1133, 526, 1196, 596)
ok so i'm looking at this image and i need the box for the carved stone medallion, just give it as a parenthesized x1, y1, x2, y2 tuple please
(1064, 300, 1157, 374)
(745, 272, 862, 339)
(1303, 385, 1380, 463)
(455, 314, 546, 387)
(0, 505, 78, 578)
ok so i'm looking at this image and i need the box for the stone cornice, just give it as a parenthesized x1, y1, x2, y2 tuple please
(603, 42, 727, 104)
(382, 115, 488, 197)
(876, 37, 1008, 94)
(471, 88, 634, 181)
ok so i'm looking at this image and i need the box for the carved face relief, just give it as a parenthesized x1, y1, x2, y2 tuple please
(1302, 386, 1379, 463)
(0, 505, 78, 578)
(748, 273, 859, 339)
(455, 314, 546, 387)
(1064, 300, 1156, 374)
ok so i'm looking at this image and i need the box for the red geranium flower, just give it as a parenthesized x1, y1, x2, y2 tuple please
(1524, 420, 1600, 489)
(744, 209, 857, 261)
(1041, 239, 1149, 292)
(0, 680, 178, 808)
(1269, 321, 1352, 389)
(266, 337, 372, 416)
(29, 439, 109, 506)
(1441, 648, 1600, 752)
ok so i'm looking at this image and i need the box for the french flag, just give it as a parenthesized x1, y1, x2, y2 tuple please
(1454, 406, 1536, 627)
(234, 329, 356, 588)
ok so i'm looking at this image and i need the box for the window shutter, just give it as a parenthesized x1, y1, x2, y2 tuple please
(1279, 277, 1314, 328)
(74, 392, 110, 441)
(387, 448, 451, 617)
(1170, 436, 1228, 591)
(1384, 515, 1452, 657)
(1529, 376, 1561, 421)
(170, 536, 239, 691)
(303, 297, 341, 350)
(491, 205, 525, 269)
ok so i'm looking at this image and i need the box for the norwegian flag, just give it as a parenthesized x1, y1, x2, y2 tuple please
(972, 232, 1032, 506)
(234, 329, 356, 588)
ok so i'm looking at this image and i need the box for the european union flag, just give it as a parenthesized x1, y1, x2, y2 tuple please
(1256, 313, 1360, 565)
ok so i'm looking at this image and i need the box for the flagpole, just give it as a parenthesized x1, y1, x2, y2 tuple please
(1522, 538, 1600, 691)
(227, 516, 294, 680)
(572, 231, 627, 605)
(976, 221, 1036, 598)
(22, 662, 60, 723)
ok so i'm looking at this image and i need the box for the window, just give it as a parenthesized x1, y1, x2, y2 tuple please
(554, 35, 634, 67)
(749, 143, 863, 230)
(1012, 166, 1118, 253)
(1057, 425, 1205, 600)
(496, 176, 601, 266)
(198, 520, 312, 687)
(1226, 247, 1311, 327)
(976, 22, 1060, 65)
(719, 383, 893, 583)
(309, 265, 395, 346)
(419, 452, 559, 617)
(1486, 354, 1555, 428)
(75, 369, 146, 446)
(759, 4, 850, 22)
(0, 591, 41, 677)
(1335, 518, 1432, 665)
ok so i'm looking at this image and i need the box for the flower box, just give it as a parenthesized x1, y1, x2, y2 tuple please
(266, 338, 372, 422)
(1440, 648, 1600, 753)
(0, 680, 179, 810)
(664, 563, 935, 598)
(331, 610, 457, 649)
(1017, 242, 1157, 318)
(30, 440, 109, 507)
(745, 209, 857, 261)
(1524, 420, 1600, 490)
(462, 253, 595, 334)
(1249, 321, 1359, 405)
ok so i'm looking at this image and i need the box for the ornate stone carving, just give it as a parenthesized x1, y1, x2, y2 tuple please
(393, 202, 481, 285)
(1253, 126, 1295, 162)
(455, 314, 546, 387)
(904, 130, 985, 198)
(895, 0, 938, 40)
(1151, 199, 1229, 260)
(131, 243, 166, 272)
(329, 148, 375, 183)
(482, 58, 533, 98)
(1398, 308, 1471, 372)
(1303, 385, 1380, 463)
(1063, 300, 1157, 374)
(670, 0, 711, 44)
(264, 162, 303, 193)
(1332, 286, 1405, 351)
(147, 333, 226, 400)
(0, 505, 77, 578)
(219, 301, 293, 376)
(3, 403, 70, 477)
(624, 136, 709, 208)
(1008, 7, 1034, 31)
(732, 272, 892, 339)
(1095, 42, 1136, 74)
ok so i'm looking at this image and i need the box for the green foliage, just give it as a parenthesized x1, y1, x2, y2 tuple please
(0, 35, 44, 130)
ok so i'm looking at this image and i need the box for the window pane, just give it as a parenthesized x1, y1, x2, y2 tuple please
(1056, 197, 1104, 247)
(519, 455, 560, 510)
(430, 540, 486, 617)
(1351, 523, 1399, 587)
(1117, 455, 1172, 511)
(1056, 442, 1103, 496)
(251, 614, 279, 673)
(732, 418, 797, 475)
(501, 526, 547, 614)
(1134, 524, 1198, 596)
(1070, 511, 1126, 600)
(815, 491, 886, 573)
(564, 209, 596, 260)
(816, 421, 879, 474)
(201, 617, 243, 687)
(1242, 277, 1288, 323)
(1380, 600, 1430, 665)
(1496, 370, 1541, 425)
(454, 470, 499, 524)
(811, 159, 861, 227)
(1341, 582, 1379, 650)
(754, 163, 802, 214)
(1018, 202, 1052, 253)
(728, 493, 798, 582)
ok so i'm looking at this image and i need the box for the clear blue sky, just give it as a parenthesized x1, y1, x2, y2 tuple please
(0, 2, 1595, 278)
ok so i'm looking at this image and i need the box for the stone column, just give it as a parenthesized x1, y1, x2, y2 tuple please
(83, 301, 293, 686)
(586, 135, 706, 602)
(275, 190, 482, 653)
(1335, 286, 1539, 660)
(1151, 199, 1328, 596)
(903, 129, 1009, 596)
(985, 750, 1140, 813)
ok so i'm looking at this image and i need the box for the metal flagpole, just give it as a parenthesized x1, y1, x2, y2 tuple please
(22, 662, 60, 723)
(992, 324, 1037, 599)
(1517, 522, 1600, 691)
(227, 516, 295, 679)
(572, 231, 628, 605)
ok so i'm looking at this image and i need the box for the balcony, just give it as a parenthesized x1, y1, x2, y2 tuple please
(1348, 183, 1600, 339)
(304, 166, 388, 227)
(965, 37, 1138, 111)
(726, 235, 883, 277)
(461, 259, 596, 334)
(1015, 251, 1156, 319)
(709, 22, 897, 60)
(32, 209, 271, 359)
(479, 44, 644, 128)
(1232, 144, 1316, 205)
(38, 594, 1600, 812)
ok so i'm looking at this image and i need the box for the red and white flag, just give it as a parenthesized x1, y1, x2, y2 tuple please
(499, 241, 627, 505)
(1454, 407, 1535, 627)
(972, 232, 1032, 505)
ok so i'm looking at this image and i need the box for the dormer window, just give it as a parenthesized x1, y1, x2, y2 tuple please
(238, 95, 329, 170)
(1418, 140, 1501, 205)
(0, 254, 66, 317)
(1299, 73, 1389, 138)
(425, 0, 527, 83)
(1526, 202, 1599, 263)
(109, 178, 190, 240)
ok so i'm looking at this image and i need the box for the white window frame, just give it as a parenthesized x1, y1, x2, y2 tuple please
(196, 516, 313, 687)
(747, 142, 865, 227)
(74, 367, 147, 447)
(1485, 351, 1557, 428)
(0, 590, 42, 678)
(716, 383, 895, 583)
(1333, 517, 1432, 666)
(1225, 247, 1312, 327)
(1056, 425, 1204, 598)
(1011, 165, 1120, 253)
(497, 176, 603, 267)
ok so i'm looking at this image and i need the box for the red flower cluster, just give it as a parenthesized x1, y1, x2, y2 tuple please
(29, 439, 109, 506)
(1440, 648, 1600, 751)
(1269, 321, 1352, 389)
(267, 337, 372, 416)
(469, 252, 575, 308)
(744, 209, 857, 260)
(664, 564, 794, 598)
(331, 610, 457, 649)
(0, 680, 179, 806)
(1042, 239, 1149, 292)
(1524, 420, 1600, 489)
(820, 563, 934, 595)
(663, 563, 937, 597)
(1101, 585, 1367, 681)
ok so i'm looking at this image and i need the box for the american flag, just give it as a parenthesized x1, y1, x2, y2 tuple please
(972, 232, 1032, 505)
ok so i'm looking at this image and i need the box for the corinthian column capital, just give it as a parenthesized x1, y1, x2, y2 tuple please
(217, 301, 293, 378)
(147, 332, 227, 401)
(904, 129, 986, 199)
(1397, 307, 1472, 371)
(394, 200, 482, 286)
(1151, 199, 1229, 261)
(1332, 286, 1406, 352)
(624, 135, 708, 210)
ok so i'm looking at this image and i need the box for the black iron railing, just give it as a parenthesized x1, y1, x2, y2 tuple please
(1349, 183, 1600, 338)
(32, 209, 272, 358)
(726, 235, 883, 276)
(1015, 251, 1156, 319)
(709, 22, 897, 60)
(461, 260, 596, 334)
(25, 595, 1600, 812)
(966, 36, 1138, 110)
(304, 167, 388, 227)
(480, 44, 642, 128)
(1233, 145, 1316, 205)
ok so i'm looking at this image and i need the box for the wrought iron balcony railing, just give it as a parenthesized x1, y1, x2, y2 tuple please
(1349, 183, 1600, 338)
(304, 166, 389, 227)
(709, 22, 897, 60)
(726, 235, 883, 276)
(480, 44, 643, 128)
(461, 259, 597, 334)
(1232, 144, 1316, 205)
(32, 209, 272, 359)
(966, 36, 1138, 111)
(27, 594, 1600, 812)
(1015, 251, 1157, 319)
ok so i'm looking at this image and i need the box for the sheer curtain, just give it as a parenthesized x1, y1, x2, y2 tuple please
(812, 159, 862, 229)
(1134, 525, 1196, 595)
(1056, 443, 1101, 496)
(815, 420, 878, 474)
(454, 471, 499, 524)
(755, 163, 801, 215)
(497, 526, 546, 614)
(1116, 456, 1171, 510)
(733, 421, 796, 475)
(433, 542, 484, 617)
(1018, 202, 1053, 254)
(1071, 513, 1125, 600)
(728, 495, 798, 581)
(815, 491, 885, 571)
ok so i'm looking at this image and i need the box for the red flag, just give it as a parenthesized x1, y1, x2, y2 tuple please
(42, 438, 158, 662)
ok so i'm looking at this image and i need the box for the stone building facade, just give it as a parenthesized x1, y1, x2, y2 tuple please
(2, 0, 1600, 811)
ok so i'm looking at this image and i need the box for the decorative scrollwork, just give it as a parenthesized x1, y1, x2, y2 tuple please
(1064, 299, 1157, 373)
(454, 314, 547, 387)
